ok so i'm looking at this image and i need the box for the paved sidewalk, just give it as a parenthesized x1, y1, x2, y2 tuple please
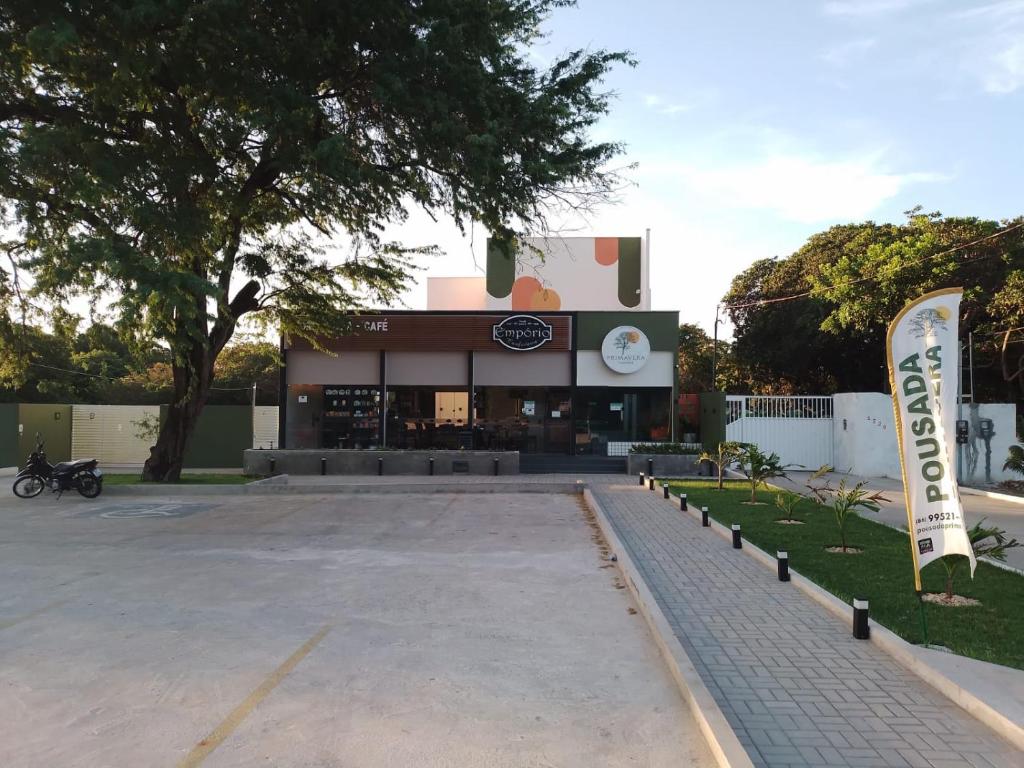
(591, 479, 1022, 768)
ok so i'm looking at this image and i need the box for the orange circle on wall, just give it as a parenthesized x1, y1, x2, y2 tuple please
(530, 288, 561, 310)
(594, 237, 618, 265)
(510, 276, 543, 309)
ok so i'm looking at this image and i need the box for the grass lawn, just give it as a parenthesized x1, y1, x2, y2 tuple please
(667, 479, 1024, 670)
(102, 473, 256, 485)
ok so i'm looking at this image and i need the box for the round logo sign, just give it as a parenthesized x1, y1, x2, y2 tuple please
(492, 314, 554, 351)
(601, 326, 650, 373)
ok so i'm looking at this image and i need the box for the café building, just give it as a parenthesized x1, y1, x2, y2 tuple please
(280, 309, 678, 457)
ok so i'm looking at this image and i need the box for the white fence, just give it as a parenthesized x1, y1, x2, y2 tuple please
(725, 395, 834, 469)
(72, 405, 161, 465)
(253, 406, 279, 449)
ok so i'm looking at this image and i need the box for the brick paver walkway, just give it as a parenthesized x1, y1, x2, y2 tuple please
(591, 479, 1022, 768)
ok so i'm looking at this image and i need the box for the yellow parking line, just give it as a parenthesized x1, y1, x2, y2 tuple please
(0, 598, 72, 631)
(177, 624, 333, 768)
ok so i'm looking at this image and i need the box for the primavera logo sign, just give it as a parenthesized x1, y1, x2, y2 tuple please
(886, 288, 975, 590)
(492, 314, 553, 351)
(601, 325, 650, 373)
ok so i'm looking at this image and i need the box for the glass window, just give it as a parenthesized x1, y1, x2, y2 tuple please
(321, 386, 382, 448)
(573, 388, 671, 455)
(385, 388, 470, 450)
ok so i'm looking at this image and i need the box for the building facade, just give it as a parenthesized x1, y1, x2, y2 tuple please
(278, 234, 677, 456)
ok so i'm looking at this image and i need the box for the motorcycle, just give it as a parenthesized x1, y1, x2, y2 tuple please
(13, 434, 103, 499)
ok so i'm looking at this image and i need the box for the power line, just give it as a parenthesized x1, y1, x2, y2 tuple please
(26, 361, 253, 390)
(720, 221, 1024, 312)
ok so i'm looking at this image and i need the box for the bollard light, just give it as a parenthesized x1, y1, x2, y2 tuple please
(378, 457, 384, 476)
(429, 457, 435, 475)
(680, 493, 688, 512)
(701, 506, 709, 527)
(731, 524, 742, 549)
(269, 457, 276, 475)
(493, 457, 500, 476)
(853, 598, 870, 640)
(777, 551, 790, 582)
(639, 471, 645, 487)
(320, 457, 326, 476)
(647, 457, 654, 477)
(648, 476, 655, 491)
(662, 482, 670, 500)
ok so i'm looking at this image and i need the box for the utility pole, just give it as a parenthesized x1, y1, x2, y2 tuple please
(712, 304, 721, 391)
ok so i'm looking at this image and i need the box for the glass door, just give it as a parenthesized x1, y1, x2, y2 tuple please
(544, 389, 572, 454)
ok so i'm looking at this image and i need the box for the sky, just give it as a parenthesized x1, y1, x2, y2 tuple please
(381, 0, 1024, 337)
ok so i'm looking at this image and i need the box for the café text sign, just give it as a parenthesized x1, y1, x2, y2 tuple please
(492, 315, 554, 351)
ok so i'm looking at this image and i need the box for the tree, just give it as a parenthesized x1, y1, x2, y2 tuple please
(810, 212, 1024, 402)
(1005, 445, 1024, 477)
(807, 468, 889, 553)
(774, 488, 803, 523)
(678, 323, 743, 393)
(737, 444, 792, 503)
(1, 1, 629, 480)
(698, 440, 743, 490)
(938, 519, 1020, 600)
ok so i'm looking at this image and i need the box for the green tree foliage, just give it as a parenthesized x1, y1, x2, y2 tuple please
(737, 443, 792, 503)
(678, 322, 742, 393)
(723, 212, 1024, 401)
(807, 468, 889, 553)
(698, 440, 743, 490)
(1005, 445, 1024, 477)
(0, 1, 629, 480)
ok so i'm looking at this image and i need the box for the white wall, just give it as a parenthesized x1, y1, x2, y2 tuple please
(575, 350, 674, 387)
(832, 392, 1019, 483)
(286, 350, 380, 385)
(253, 406, 279, 450)
(426, 277, 486, 310)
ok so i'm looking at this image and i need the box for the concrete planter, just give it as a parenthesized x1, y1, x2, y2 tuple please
(626, 453, 702, 477)
(243, 449, 518, 476)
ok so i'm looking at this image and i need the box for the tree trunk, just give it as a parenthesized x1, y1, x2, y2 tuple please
(142, 348, 214, 482)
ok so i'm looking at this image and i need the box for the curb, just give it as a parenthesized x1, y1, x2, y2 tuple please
(582, 487, 754, 768)
(959, 485, 1024, 507)
(101, 480, 586, 497)
(669, 489, 1024, 752)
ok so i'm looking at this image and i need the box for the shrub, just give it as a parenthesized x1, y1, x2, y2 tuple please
(628, 443, 699, 455)
(940, 519, 1020, 600)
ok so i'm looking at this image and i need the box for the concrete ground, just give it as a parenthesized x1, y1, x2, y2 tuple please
(0, 489, 713, 768)
(776, 471, 1024, 571)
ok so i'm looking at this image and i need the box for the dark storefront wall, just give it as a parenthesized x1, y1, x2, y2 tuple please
(573, 388, 671, 455)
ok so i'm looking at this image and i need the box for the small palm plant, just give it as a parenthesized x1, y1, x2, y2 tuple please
(738, 444, 793, 503)
(698, 440, 743, 490)
(807, 468, 889, 553)
(774, 488, 804, 523)
(939, 519, 1020, 601)
(1005, 445, 1024, 476)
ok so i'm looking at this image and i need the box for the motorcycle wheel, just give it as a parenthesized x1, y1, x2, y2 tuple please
(76, 471, 103, 499)
(13, 475, 45, 499)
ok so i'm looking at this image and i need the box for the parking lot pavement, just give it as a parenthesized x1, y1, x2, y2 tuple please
(0, 491, 714, 768)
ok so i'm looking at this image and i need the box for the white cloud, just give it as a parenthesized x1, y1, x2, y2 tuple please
(667, 153, 946, 224)
(821, 37, 877, 66)
(981, 39, 1024, 92)
(642, 93, 692, 116)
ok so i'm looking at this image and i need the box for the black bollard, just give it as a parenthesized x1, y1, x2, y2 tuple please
(269, 457, 276, 475)
(639, 471, 645, 487)
(320, 457, 326, 476)
(647, 457, 654, 477)
(853, 598, 870, 639)
(680, 493, 688, 512)
(662, 482, 670, 499)
(378, 457, 384, 476)
(648, 476, 655, 491)
(777, 551, 790, 582)
(731, 524, 742, 549)
(493, 457, 500, 476)
(429, 457, 435, 475)
(701, 506, 709, 526)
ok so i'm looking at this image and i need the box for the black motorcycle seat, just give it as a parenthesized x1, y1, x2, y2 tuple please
(53, 459, 98, 473)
